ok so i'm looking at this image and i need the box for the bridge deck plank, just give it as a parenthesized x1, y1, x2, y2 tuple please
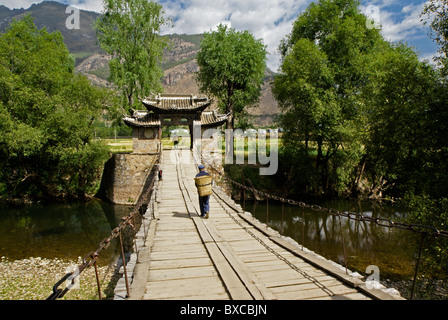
(127, 150, 400, 301)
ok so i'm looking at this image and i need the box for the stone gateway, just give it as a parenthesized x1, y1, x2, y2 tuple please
(96, 93, 228, 205)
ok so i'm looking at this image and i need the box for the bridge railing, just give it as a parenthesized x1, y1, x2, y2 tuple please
(47, 152, 161, 300)
(201, 156, 448, 300)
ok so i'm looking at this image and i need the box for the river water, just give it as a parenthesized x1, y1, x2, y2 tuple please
(0, 198, 416, 279)
(0, 200, 133, 267)
(238, 198, 421, 283)
(0, 196, 440, 299)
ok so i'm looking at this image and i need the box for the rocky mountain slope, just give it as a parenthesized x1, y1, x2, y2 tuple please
(163, 34, 280, 126)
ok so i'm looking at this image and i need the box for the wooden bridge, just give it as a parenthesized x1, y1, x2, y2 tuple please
(117, 150, 402, 301)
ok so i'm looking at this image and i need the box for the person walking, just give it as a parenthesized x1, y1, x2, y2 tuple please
(195, 164, 211, 219)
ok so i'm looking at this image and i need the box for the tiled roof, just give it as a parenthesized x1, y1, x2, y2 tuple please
(199, 111, 228, 127)
(123, 113, 161, 128)
(142, 93, 211, 113)
(123, 110, 228, 129)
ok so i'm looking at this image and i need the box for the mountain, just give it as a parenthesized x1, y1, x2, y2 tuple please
(0, 1, 280, 126)
(0, 1, 101, 57)
(76, 33, 280, 126)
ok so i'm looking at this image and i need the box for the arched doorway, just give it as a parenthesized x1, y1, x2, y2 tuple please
(123, 93, 228, 154)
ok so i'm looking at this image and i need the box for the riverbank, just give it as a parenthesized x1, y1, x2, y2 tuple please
(0, 256, 117, 300)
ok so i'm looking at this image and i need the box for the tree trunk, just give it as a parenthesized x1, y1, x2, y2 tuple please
(316, 136, 324, 169)
(225, 84, 235, 159)
(226, 81, 235, 130)
(128, 93, 134, 110)
(226, 113, 234, 130)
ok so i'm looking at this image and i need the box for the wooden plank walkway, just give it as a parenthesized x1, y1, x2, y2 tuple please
(128, 149, 402, 300)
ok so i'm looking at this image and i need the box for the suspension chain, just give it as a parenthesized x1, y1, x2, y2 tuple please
(205, 159, 448, 239)
(212, 191, 337, 296)
(47, 153, 161, 300)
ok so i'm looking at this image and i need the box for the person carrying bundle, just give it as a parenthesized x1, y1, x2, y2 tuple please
(194, 164, 212, 219)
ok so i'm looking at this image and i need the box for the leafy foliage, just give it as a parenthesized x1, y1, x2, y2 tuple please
(94, 0, 169, 110)
(364, 44, 448, 199)
(405, 194, 448, 288)
(274, 0, 385, 196)
(421, 0, 448, 76)
(273, 0, 448, 202)
(196, 24, 267, 129)
(0, 15, 115, 201)
(271, 0, 448, 284)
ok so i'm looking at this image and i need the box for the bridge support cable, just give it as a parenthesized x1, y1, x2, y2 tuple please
(47, 152, 161, 300)
(211, 186, 337, 297)
(196, 150, 448, 300)
(188, 149, 395, 300)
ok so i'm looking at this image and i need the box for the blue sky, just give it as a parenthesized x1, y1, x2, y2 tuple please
(1, 0, 439, 71)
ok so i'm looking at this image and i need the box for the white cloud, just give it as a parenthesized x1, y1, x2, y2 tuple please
(67, 0, 104, 12)
(421, 51, 440, 64)
(383, 5, 427, 41)
(0, 0, 104, 12)
(1, 0, 42, 10)
(1, 0, 439, 71)
(160, 0, 308, 71)
(360, 1, 438, 66)
(363, 0, 430, 42)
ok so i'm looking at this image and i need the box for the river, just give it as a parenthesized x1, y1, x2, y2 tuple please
(237, 198, 432, 298)
(0, 196, 441, 299)
(0, 200, 133, 267)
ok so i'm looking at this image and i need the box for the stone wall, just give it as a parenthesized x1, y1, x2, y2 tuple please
(132, 128, 161, 154)
(96, 153, 158, 205)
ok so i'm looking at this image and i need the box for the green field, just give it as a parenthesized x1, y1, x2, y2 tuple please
(104, 136, 282, 158)
(104, 138, 133, 153)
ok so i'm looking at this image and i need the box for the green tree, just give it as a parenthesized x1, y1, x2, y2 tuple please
(365, 43, 448, 199)
(0, 15, 113, 201)
(196, 24, 267, 129)
(275, 0, 448, 200)
(273, 38, 340, 191)
(94, 0, 169, 111)
(274, 0, 386, 195)
(421, 0, 448, 75)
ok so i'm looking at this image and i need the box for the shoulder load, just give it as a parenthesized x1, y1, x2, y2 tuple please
(195, 175, 213, 196)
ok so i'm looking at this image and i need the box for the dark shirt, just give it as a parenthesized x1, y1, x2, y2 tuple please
(195, 170, 210, 178)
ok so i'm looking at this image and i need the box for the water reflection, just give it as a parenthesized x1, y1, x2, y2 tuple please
(243, 199, 418, 281)
(0, 200, 133, 266)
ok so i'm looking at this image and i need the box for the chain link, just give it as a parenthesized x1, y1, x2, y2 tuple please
(47, 153, 161, 300)
(213, 189, 337, 296)
(207, 160, 448, 239)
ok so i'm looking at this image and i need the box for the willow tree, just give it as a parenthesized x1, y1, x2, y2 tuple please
(196, 24, 267, 129)
(94, 0, 169, 110)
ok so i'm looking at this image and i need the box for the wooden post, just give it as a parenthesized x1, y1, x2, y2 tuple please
(411, 233, 426, 300)
(119, 229, 130, 297)
(266, 197, 269, 228)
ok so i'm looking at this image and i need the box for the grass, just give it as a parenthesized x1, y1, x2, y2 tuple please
(72, 52, 96, 60)
(0, 257, 116, 300)
(103, 136, 283, 158)
(162, 56, 196, 70)
(72, 52, 97, 66)
(87, 66, 111, 81)
(103, 137, 181, 153)
(104, 138, 133, 153)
